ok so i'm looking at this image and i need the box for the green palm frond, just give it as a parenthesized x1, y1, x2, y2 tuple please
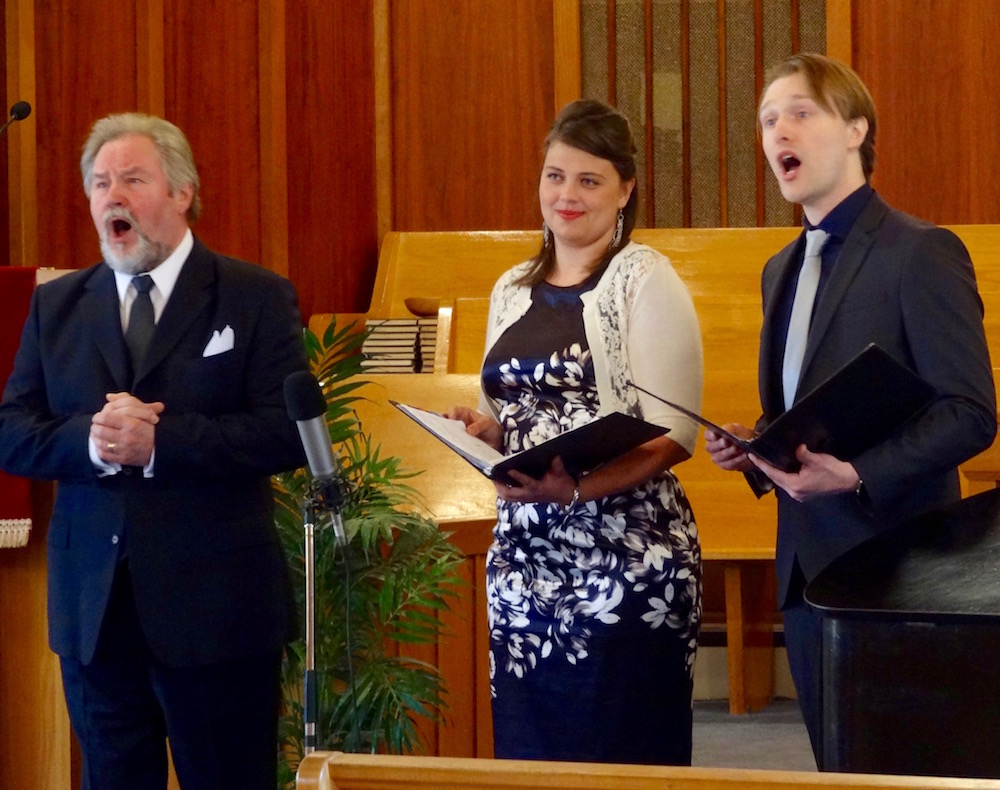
(273, 320, 465, 787)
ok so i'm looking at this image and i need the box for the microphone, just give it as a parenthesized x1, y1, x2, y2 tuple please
(284, 370, 348, 545)
(0, 101, 32, 138)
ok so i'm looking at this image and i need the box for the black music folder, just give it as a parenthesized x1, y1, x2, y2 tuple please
(391, 403, 668, 485)
(630, 343, 938, 473)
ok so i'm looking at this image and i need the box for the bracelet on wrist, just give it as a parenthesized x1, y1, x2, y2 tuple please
(562, 485, 580, 513)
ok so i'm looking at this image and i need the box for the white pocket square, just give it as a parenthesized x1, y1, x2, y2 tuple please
(202, 325, 235, 357)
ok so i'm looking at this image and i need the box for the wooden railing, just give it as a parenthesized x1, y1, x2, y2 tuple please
(296, 752, 1000, 790)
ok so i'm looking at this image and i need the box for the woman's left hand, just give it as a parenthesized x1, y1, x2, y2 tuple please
(495, 455, 578, 507)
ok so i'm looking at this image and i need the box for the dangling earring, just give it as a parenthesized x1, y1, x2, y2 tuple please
(610, 209, 624, 248)
(542, 221, 552, 248)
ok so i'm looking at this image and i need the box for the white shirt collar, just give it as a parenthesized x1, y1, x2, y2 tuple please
(112, 228, 194, 306)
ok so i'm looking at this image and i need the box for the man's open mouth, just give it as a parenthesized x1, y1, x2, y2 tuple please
(780, 154, 801, 174)
(107, 216, 134, 241)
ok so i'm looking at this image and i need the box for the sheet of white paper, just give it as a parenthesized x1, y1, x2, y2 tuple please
(395, 404, 505, 467)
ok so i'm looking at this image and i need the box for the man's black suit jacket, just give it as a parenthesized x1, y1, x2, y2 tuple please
(756, 193, 996, 608)
(0, 238, 308, 666)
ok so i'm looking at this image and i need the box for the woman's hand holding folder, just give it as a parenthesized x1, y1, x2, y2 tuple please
(445, 405, 503, 451)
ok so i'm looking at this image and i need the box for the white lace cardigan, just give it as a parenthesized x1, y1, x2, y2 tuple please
(478, 241, 703, 454)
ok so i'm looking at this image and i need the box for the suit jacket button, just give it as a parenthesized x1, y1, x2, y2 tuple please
(111, 535, 120, 545)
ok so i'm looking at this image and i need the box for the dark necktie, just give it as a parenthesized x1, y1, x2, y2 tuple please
(125, 275, 156, 369)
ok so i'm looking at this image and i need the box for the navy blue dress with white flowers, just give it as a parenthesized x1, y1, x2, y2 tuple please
(482, 275, 702, 765)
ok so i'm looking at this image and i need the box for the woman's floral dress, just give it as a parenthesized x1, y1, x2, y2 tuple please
(481, 273, 702, 765)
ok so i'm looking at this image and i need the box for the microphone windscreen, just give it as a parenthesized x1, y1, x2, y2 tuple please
(284, 370, 327, 422)
(9, 101, 31, 121)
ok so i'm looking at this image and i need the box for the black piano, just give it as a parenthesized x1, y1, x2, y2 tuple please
(806, 486, 1000, 778)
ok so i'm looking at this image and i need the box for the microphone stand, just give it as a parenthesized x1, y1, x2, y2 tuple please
(302, 496, 319, 755)
(302, 476, 349, 756)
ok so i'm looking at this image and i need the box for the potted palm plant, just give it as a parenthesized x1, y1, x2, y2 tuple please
(272, 319, 464, 787)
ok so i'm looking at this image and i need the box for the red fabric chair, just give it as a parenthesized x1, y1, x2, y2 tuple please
(0, 266, 37, 547)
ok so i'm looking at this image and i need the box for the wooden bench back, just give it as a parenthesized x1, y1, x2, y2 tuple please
(312, 224, 1000, 558)
(367, 227, 801, 317)
(367, 225, 1000, 368)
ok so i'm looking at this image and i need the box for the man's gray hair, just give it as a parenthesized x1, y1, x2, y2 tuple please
(80, 113, 201, 221)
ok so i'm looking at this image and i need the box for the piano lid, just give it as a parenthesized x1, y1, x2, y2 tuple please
(806, 486, 1000, 623)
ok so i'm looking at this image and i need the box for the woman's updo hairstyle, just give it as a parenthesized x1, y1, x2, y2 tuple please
(519, 99, 638, 286)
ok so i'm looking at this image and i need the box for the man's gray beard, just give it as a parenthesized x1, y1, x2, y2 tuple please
(100, 232, 172, 275)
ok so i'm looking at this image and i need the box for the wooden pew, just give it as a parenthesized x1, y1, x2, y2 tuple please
(340, 222, 1000, 506)
(310, 224, 1000, 727)
(296, 752, 1000, 790)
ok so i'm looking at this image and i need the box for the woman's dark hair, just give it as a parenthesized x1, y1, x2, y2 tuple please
(518, 99, 638, 286)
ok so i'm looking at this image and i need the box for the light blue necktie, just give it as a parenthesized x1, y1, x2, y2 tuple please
(782, 229, 830, 410)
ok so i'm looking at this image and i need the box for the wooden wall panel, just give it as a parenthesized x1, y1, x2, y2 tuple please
(853, 0, 1000, 225)
(390, 0, 555, 232)
(286, 0, 379, 317)
(5, 0, 37, 268)
(163, 0, 262, 266)
(552, 0, 582, 111)
(136, 0, 166, 117)
(34, 0, 137, 269)
(258, 0, 288, 280)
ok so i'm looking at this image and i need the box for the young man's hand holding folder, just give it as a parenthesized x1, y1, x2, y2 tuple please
(647, 345, 937, 501)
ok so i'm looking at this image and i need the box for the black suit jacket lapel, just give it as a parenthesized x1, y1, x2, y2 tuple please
(759, 236, 804, 417)
(133, 238, 215, 386)
(797, 194, 889, 386)
(84, 265, 133, 390)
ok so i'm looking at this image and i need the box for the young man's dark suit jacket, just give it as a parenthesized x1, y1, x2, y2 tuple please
(751, 191, 996, 759)
(755, 192, 996, 612)
(0, 236, 308, 668)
